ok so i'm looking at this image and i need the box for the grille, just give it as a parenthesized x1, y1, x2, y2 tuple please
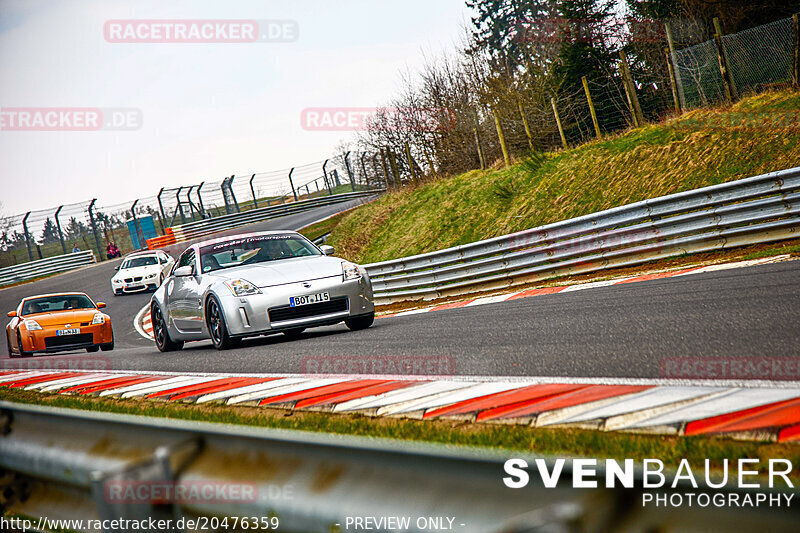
(124, 277, 143, 283)
(44, 333, 94, 349)
(269, 297, 348, 323)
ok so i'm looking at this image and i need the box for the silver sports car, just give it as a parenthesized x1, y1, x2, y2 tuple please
(149, 231, 375, 351)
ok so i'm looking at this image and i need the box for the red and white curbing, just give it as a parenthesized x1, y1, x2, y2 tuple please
(2, 369, 800, 443)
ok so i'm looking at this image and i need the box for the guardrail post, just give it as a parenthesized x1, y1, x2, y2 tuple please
(87, 200, 104, 261)
(288, 168, 298, 201)
(53, 205, 67, 255)
(322, 159, 333, 195)
(248, 173, 259, 209)
(21, 212, 34, 262)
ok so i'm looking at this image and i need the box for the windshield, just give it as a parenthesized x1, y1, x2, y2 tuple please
(22, 295, 95, 315)
(199, 234, 321, 273)
(121, 256, 158, 269)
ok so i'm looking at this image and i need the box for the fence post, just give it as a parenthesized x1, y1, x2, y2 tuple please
(388, 148, 401, 187)
(360, 153, 369, 187)
(794, 14, 799, 88)
(21, 212, 34, 262)
(491, 107, 511, 167)
(344, 151, 356, 191)
(249, 174, 259, 209)
(712, 18, 737, 103)
(474, 128, 486, 170)
(664, 48, 681, 114)
(404, 142, 419, 185)
(87, 200, 103, 260)
(288, 168, 298, 201)
(53, 206, 67, 255)
(551, 97, 568, 149)
(618, 51, 644, 127)
(186, 185, 201, 220)
(174, 187, 186, 224)
(581, 76, 602, 138)
(130, 199, 145, 250)
(664, 22, 686, 112)
(322, 159, 333, 195)
(196, 182, 206, 219)
(157, 188, 167, 228)
(380, 148, 392, 188)
(516, 100, 534, 151)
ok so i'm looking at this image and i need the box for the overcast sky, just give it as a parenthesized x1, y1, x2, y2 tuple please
(0, 0, 472, 215)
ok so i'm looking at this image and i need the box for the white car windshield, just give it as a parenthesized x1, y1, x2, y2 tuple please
(199, 235, 320, 273)
(121, 256, 158, 269)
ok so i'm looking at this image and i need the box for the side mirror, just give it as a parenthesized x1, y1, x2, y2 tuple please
(7, 311, 16, 318)
(96, 302, 107, 309)
(320, 245, 335, 256)
(174, 265, 193, 277)
(115, 266, 119, 271)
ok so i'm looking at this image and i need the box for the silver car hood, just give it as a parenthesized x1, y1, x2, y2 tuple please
(208, 255, 344, 288)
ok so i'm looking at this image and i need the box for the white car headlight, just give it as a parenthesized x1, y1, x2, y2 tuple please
(24, 319, 42, 330)
(224, 279, 262, 297)
(146, 273, 157, 279)
(342, 261, 362, 281)
(91, 313, 105, 325)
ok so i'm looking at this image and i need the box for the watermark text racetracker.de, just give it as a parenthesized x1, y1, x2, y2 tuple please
(301, 107, 456, 132)
(301, 355, 456, 375)
(662, 357, 800, 381)
(0, 108, 142, 131)
(104, 19, 298, 43)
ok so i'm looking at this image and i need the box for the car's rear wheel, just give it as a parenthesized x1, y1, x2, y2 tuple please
(282, 327, 305, 340)
(345, 312, 374, 331)
(206, 296, 237, 350)
(16, 331, 31, 357)
(152, 304, 183, 352)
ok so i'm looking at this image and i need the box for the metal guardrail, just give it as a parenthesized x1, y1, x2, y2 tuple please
(170, 190, 382, 244)
(0, 401, 797, 533)
(0, 250, 96, 288)
(365, 167, 800, 303)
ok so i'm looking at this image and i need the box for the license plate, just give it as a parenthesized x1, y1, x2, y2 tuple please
(290, 292, 330, 307)
(57, 328, 80, 336)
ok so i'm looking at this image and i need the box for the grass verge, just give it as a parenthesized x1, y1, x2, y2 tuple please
(297, 211, 350, 242)
(328, 89, 800, 264)
(2, 388, 798, 482)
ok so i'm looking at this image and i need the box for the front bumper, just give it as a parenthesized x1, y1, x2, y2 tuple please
(112, 277, 159, 293)
(217, 275, 374, 337)
(21, 322, 114, 353)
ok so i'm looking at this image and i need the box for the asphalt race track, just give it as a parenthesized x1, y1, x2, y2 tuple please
(3, 210, 799, 379)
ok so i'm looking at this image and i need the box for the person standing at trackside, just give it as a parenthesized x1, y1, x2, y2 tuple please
(106, 240, 121, 259)
(71, 243, 81, 253)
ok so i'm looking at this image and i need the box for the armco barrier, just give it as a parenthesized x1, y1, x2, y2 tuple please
(1, 401, 797, 532)
(169, 190, 381, 244)
(364, 167, 800, 303)
(0, 250, 95, 288)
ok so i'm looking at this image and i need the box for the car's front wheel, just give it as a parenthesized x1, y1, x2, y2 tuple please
(16, 331, 31, 357)
(206, 296, 238, 350)
(282, 327, 305, 340)
(152, 304, 183, 352)
(345, 312, 374, 331)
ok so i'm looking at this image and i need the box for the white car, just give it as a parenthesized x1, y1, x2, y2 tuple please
(111, 250, 175, 295)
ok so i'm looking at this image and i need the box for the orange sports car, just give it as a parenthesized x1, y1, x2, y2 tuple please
(5, 292, 114, 358)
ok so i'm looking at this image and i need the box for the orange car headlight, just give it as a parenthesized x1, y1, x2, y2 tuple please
(23, 319, 42, 331)
(91, 313, 106, 325)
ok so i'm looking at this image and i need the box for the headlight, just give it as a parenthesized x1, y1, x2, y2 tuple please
(23, 319, 42, 330)
(224, 279, 262, 296)
(146, 273, 157, 279)
(342, 261, 362, 281)
(91, 313, 105, 325)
